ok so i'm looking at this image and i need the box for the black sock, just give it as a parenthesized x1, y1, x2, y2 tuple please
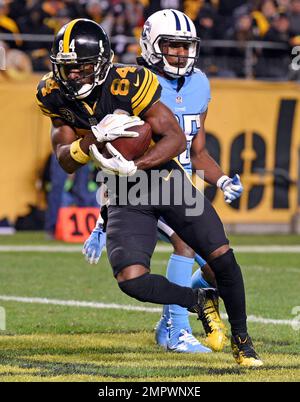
(118, 272, 197, 308)
(209, 249, 247, 335)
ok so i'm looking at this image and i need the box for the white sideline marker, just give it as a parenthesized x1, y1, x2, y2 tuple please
(0, 295, 298, 327)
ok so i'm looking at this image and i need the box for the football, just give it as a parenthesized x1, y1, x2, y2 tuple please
(100, 121, 152, 161)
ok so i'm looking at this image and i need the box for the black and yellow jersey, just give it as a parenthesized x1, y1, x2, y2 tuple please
(36, 64, 161, 133)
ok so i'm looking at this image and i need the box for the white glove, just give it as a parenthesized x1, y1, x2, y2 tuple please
(89, 143, 137, 176)
(91, 114, 144, 143)
(217, 174, 243, 204)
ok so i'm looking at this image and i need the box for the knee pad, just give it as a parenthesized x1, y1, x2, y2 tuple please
(209, 249, 242, 286)
(118, 273, 150, 302)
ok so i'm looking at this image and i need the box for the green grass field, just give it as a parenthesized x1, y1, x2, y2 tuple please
(0, 232, 299, 382)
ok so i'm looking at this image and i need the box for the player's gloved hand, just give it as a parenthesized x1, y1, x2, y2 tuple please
(82, 225, 106, 264)
(217, 174, 243, 204)
(89, 143, 137, 176)
(91, 114, 144, 143)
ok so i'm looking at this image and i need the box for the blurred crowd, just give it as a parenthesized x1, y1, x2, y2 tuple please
(0, 0, 300, 79)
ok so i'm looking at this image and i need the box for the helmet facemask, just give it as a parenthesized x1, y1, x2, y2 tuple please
(51, 51, 114, 100)
(154, 35, 200, 78)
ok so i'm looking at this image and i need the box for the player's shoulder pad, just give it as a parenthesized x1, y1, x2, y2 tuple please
(36, 71, 60, 97)
(192, 68, 211, 107)
(36, 72, 61, 118)
(109, 63, 161, 117)
(130, 65, 161, 116)
(193, 68, 210, 86)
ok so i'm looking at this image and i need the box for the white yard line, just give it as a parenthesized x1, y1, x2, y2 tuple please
(0, 245, 84, 252)
(0, 295, 161, 313)
(0, 295, 298, 328)
(1, 245, 300, 253)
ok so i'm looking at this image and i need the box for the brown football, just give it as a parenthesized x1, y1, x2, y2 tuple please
(100, 121, 152, 161)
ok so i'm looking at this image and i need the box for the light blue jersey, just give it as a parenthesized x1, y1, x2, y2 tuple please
(157, 69, 211, 175)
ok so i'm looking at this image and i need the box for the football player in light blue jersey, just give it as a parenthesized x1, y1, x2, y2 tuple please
(138, 9, 228, 353)
(83, 10, 246, 356)
(156, 68, 210, 177)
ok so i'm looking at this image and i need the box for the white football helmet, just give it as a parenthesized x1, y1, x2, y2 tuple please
(140, 9, 200, 78)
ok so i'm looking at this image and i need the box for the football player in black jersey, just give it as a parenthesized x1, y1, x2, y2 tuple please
(36, 18, 263, 367)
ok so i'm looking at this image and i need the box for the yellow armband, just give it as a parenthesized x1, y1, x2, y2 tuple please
(70, 139, 90, 164)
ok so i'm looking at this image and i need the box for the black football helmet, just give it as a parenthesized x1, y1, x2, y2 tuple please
(50, 18, 114, 100)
